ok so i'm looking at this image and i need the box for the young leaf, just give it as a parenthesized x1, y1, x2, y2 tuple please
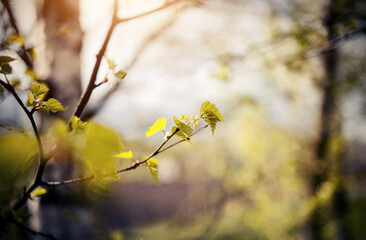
(31, 82, 49, 99)
(6, 33, 25, 46)
(0, 64, 12, 74)
(200, 101, 224, 135)
(71, 116, 87, 132)
(171, 126, 190, 143)
(31, 187, 47, 198)
(104, 54, 116, 70)
(26, 93, 35, 107)
(146, 118, 167, 137)
(114, 71, 127, 79)
(174, 116, 195, 137)
(114, 150, 133, 159)
(146, 157, 160, 186)
(43, 98, 67, 113)
(0, 55, 17, 65)
(25, 69, 40, 80)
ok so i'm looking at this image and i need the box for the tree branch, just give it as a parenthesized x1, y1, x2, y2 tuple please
(8, 214, 57, 240)
(0, 76, 48, 211)
(42, 124, 209, 187)
(0, 0, 33, 68)
(68, 0, 196, 124)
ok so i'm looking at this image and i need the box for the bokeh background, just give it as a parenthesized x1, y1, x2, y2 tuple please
(1, 0, 366, 239)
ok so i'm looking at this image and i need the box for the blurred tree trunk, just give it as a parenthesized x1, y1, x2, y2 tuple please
(309, 0, 350, 239)
(33, 1, 90, 238)
(42, 0, 82, 117)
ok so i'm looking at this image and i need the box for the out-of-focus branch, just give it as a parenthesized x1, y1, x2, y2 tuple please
(0, 75, 48, 211)
(69, 0, 196, 124)
(0, 0, 33, 68)
(83, 7, 188, 120)
(7, 213, 57, 240)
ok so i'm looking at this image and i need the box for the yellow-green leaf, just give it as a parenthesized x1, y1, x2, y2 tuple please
(43, 98, 67, 114)
(6, 33, 25, 46)
(174, 116, 195, 137)
(31, 187, 47, 197)
(114, 71, 127, 79)
(0, 55, 17, 65)
(146, 118, 167, 137)
(31, 82, 49, 99)
(146, 157, 160, 186)
(25, 69, 40, 81)
(200, 101, 224, 135)
(82, 123, 123, 176)
(114, 150, 133, 159)
(104, 54, 116, 70)
(171, 126, 190, 143)
(71, 116, 87, 132)
(26, 93, 35, 107)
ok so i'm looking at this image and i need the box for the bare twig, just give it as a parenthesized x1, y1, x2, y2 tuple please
(0, 76, 48, 211)
(0, 0, 33, 68)
(69, 0, 195, 123)
(9, 214, 57, 240)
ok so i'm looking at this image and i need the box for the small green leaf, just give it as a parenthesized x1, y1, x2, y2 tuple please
(114, 150, 133, 159)
(146, 118, 167, 137)
(0, 55, 17, 65)
(43, 98, 67, 113)
(174, 116, 195, 137)
(114, 71, 127, 79)
(200, 101, 224, 135)
(0, 64, 12, 74)
(25, 69, 40, 81)
(6, 33, 25, 46)
(172, 126, 190, 143)
(31, 82, 49, 99)
(26, 93, 35, 107)
(104, 54, 116, 70)
(146, 157, 160, 186)
(31, 187, 47, 197)
(71, 116, 87, 132)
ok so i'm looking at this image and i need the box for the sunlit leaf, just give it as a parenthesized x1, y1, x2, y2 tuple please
(174, 116, 195, 137)
(6, 33, 25, 46)
(146, 118, 166, 137)
(25, 69, 40, 81)
(71, 116, 87, 132)
(31, 187, 47, 198)
(146, 157, 160, 186)
(200, 101, 224, 135)
(171, 126, 190, 143)
(82, 123, 123, 176)
(26, 93, 35, 107)
(0, 55, 17, 65)
(31, 82, 49, 99)
(114, 71, 127, 79)
(43, 98, 67, 114)
(114, 150, 133, 159)
(104, 54, 116, 70)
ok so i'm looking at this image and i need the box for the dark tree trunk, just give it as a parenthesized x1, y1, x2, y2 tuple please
(308, 0, 350, 239)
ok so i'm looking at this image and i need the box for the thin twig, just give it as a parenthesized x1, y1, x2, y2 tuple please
(9, 214, 57, 240)
(68, 0, 195, 123)
(159, 125, 208, 154)
(0, 0, 33, 68)
(42, 125, 209, 187)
